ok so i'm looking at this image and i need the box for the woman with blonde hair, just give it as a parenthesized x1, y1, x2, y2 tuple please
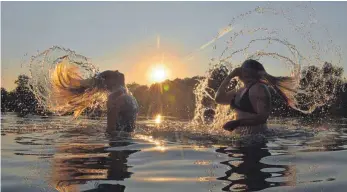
(50, 57, 138, 133)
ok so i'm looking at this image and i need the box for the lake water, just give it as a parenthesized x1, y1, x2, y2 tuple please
(1, 113, 347, 192)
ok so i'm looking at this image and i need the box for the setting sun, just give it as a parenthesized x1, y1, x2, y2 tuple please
(149, 65, 169, 83)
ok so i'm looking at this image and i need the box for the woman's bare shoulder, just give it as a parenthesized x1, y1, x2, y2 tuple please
(249, 83, 270, 96)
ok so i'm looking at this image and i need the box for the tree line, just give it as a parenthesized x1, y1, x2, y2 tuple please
(1, 62, 346, 118)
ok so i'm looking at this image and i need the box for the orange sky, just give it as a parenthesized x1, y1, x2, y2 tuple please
(1, 36, 210, 91)
(92, 36, 209, 86)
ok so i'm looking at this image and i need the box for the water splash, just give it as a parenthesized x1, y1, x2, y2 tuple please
(26, 46, 108, 118)
(192, 3, 344, 130)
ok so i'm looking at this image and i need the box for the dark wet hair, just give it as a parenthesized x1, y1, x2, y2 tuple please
(241, 59, 265, 71)
(241, 59, 297, 109)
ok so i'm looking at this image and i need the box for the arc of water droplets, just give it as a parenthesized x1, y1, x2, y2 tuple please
(221, 37, 304, 66)
(26, 46, 101, 115)
(191, 3, 344, 130)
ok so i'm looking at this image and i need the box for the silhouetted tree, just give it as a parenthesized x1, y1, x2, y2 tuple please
(333, 81, 347, 117)
(271, 62, 346, 117)
(130, 84, 150, 116)
(138, 77, 200, 119)
(11, 75, 39, 116)
(1, 88, 9, 112)
(126, 82, 141, 93)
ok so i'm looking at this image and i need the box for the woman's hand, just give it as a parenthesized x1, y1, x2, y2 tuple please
(215, 67, 241, 104)
(223, 120, 241, 132)
(228, 67, 242, 78)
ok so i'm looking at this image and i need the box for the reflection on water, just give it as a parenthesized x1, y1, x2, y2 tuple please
(2, 113, 347, 192)
(216, 139, 295, 191)
(51, 139, 139, 192)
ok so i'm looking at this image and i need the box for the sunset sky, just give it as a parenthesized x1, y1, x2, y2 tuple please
(2, 1, 347, 90)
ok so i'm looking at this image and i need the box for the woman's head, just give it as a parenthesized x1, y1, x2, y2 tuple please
(239, 59, 265, 82)
(97, 70, 125, 91)
(239, 59, 298, 109)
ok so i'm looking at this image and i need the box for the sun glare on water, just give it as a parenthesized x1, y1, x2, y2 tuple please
(155, 114, 162, 124)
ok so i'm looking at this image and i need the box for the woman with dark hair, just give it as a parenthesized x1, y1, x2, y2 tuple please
(215, 59, 296, 134)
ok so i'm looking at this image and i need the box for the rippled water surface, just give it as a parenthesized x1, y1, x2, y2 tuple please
(2, 113, 347, 192)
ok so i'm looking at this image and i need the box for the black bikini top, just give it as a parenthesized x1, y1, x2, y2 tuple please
(230, 83, 257, 114)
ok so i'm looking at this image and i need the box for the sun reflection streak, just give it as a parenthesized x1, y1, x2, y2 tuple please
(155, 145, 167, 152)
(155, 114, 162, 124)
(134, 134, 167, 152)
(138, 176, 215, 182)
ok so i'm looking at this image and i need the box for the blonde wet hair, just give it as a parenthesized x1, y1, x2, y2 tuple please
(50, 57, 108, 118)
